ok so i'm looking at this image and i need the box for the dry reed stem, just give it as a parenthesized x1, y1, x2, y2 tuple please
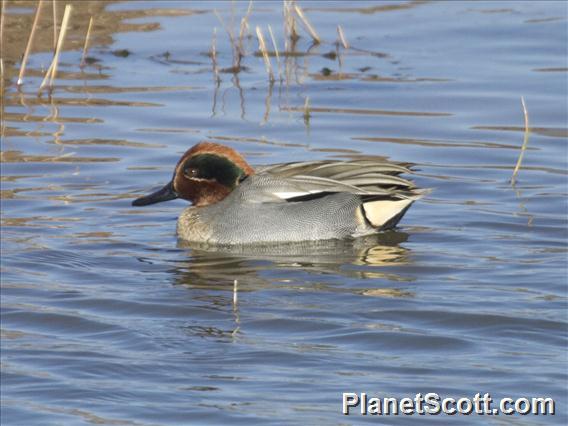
(236, 18, 247, 69)
(0, 1, 4, 108)
(211, 27, 220, 82)
(283, 1, 299, 43)
(337, 25, 349, 49)
(267, 25, 282, 81)
(290, 7, 299, 42)
(0, 59, 4, 140)
(17, 0, 44, 85)
(80, 16, 94, 69)
(40, 4, 72, 92)
(294, 4, 320, 44)
(511, 96, 530, 186)
(214, 9, 240, 70)
(52, 0, 58, 50)
(214, 10, 235, 46)
(237, 18, 248, 59)
(282, 2, 289, 51)
(0, 0, 5, 53)
(233, 279, 238, 307)
(237, 0, 253, 55)
(256, 26, 274, 82)
(283, 1, 290, 37)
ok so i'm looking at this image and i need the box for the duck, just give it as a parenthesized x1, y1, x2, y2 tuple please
(132, 142, 426, 245)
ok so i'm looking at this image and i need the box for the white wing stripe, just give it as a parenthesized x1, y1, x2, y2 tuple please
(273, 190, 323, 199)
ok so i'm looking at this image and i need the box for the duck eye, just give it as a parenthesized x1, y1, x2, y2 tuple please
(185, 168, 199, 178)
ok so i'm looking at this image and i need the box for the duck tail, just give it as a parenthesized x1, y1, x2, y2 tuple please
(362, 189, 430, 230)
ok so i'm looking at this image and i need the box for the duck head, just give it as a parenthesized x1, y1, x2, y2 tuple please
(132, 142, 254, 207)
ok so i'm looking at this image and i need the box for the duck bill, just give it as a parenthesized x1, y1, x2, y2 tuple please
(132, 181, 178, 206)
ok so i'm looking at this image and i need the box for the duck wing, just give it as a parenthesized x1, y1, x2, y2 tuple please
(246, 159, 425, 202)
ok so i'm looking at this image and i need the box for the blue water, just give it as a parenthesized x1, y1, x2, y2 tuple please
(2, 1, 567, 424)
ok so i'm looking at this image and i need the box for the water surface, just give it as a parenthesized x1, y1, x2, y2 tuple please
(2, 1, 567, 424)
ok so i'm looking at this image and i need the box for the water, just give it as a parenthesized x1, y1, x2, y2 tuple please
(2, 1, 567, 424)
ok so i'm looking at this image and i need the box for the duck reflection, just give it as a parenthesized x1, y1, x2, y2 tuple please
(174, 230, 412, 288)
(173, 232, 414, 341)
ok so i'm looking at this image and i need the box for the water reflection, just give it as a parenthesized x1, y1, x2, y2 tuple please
(175, 230, 412, 288)
(171, 232, 415, 341)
